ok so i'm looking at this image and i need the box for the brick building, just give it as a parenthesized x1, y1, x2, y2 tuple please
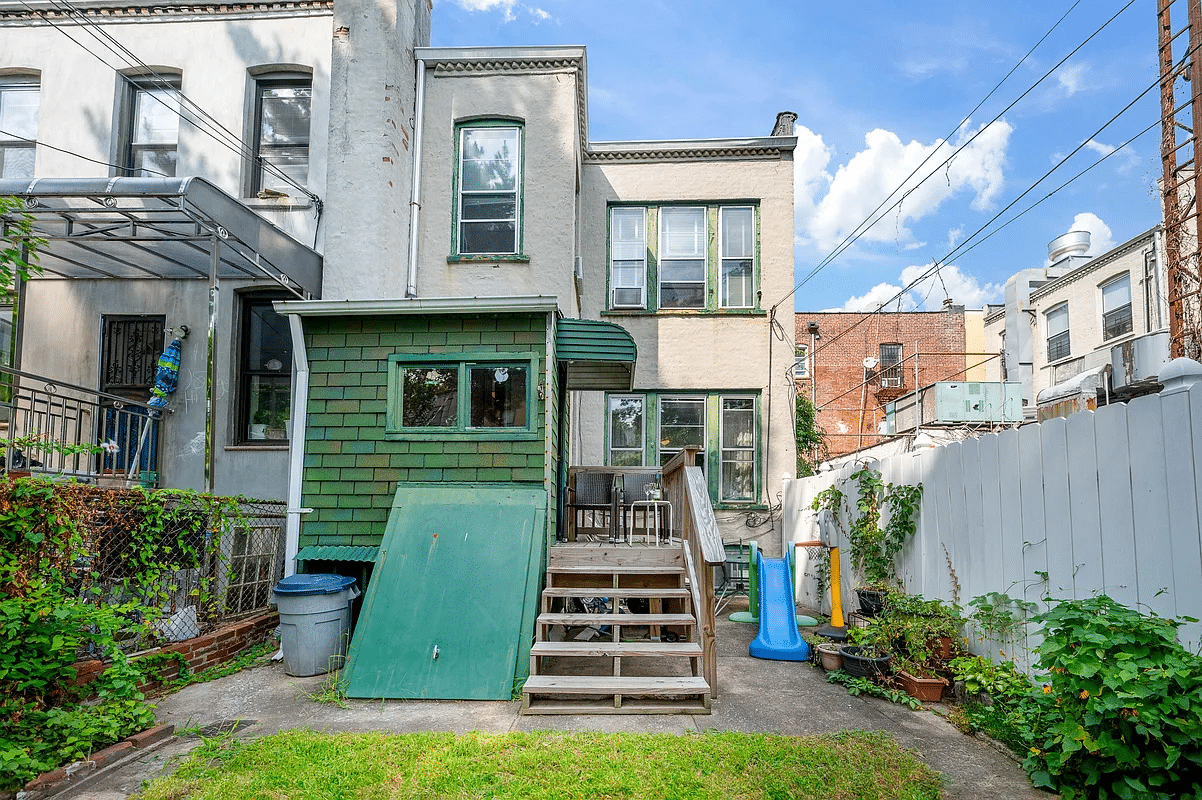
(795, 307, 969, 459)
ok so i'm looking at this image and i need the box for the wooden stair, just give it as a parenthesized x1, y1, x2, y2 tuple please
(521, 545, 712, 714)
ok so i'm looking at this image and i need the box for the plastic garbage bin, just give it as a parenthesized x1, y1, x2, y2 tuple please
(272, 574, 360, 677)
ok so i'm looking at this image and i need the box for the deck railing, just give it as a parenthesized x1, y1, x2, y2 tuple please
(0, 364, 161, 484)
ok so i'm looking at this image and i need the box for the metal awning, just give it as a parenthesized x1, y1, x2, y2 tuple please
(0, 176, 322, 297)
(555, 318, 637, 390)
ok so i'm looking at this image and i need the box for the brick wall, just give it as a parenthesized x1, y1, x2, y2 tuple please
(300, 313, 550, 549)
(795, 310, 967, 458)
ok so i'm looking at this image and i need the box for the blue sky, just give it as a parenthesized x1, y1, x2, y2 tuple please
(432, 0, 1161, 313)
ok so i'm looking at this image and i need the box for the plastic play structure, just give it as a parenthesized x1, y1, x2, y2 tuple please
(747, 545, 811, 662)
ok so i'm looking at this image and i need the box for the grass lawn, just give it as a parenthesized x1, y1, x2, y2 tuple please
(135, 729, 943, 799)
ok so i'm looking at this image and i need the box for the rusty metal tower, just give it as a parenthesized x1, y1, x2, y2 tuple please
(1159, 0, 1202, 358)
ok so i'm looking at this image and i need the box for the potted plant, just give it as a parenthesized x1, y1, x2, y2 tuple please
(876, 593, 963, 701)
(804, 632, 844, 671)
(843, 468, 922, 616)
(838, 625, 892, 678)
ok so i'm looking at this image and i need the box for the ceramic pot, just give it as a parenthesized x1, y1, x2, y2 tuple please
(816, 642, 843, 671)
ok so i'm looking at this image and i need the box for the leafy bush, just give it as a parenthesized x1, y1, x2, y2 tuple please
(948, 655, 1030, 700)
(1023, 596, 1202, 800)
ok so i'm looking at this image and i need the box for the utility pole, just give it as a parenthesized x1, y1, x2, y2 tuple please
(1158, 0, 1202, 358)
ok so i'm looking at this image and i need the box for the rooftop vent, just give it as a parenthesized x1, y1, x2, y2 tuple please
(771, 111, 798, 137)
(1047, 230, 1091, 263)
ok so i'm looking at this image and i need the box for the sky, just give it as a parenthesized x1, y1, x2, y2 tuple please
(431, 0, 1162, 313)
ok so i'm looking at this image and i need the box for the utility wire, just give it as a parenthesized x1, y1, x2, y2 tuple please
(771, 0, 1138, 313)
(0, 127, 169, 176)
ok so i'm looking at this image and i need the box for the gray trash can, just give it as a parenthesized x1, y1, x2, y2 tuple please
(272, 574, 360, 677)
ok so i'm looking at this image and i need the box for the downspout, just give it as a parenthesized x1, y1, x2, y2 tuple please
(283, 313, 311, 577)
(204, 236, 219, 494)
(405, 59, 427, 298)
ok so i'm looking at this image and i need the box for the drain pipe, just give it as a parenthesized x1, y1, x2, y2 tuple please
(283, 312, 312, 577)
(405, 59, 427, 298)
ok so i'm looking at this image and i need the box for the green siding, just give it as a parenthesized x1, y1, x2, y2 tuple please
(299, 312, 550, 549)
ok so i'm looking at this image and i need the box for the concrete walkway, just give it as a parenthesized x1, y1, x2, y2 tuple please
(61, 600, 1049, 799)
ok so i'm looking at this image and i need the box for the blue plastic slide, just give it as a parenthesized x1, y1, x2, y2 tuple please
(748, 549, 811, 661)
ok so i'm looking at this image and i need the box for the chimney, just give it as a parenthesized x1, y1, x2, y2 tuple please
(771, 111, 797, 137)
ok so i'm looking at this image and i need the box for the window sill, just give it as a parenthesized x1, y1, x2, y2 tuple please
(243, 197, 313, 211)
(384, 429, 540, 441)
(225, 444, 290, 451)
(602, 309, 767, 318)
(1101, 331, 1136, 346)
(1045, 354, 1077, 367)
(447, 254, 531, 264)
(712, 502, 768, 511)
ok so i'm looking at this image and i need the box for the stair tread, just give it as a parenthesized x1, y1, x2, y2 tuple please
(520, 700, 711, 715)
(541, 587, 690, 598)
(523, 675, 709, 694)
(537, 613, 695, 626)
(531, 641, 701, 657)
(548, 565, 685, 574)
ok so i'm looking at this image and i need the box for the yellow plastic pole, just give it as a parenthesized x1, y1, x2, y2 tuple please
(828, 545, 845, 628)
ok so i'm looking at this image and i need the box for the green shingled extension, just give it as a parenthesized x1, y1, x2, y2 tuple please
(298, 312, 550, 550)
(294, 545, 379, 563)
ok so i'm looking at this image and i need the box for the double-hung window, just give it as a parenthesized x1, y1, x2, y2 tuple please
(879, 343, 903, 388)
(457, 123, 521, 255)
(250, 76, 311, 195)
(1101, 274, 1133, 341)
(794, 344, 809, 378)
(0, 77, 38, 178)
(607, 395, 645, 466)
(719, 397, 756, 502)
(1046, 304, 1070, 362)
(121, 76, 180, 177)
(610, 207, 646, 308)
(657, 396, 706, 466)
(658, 207, 707, 309)
(719, 206, 755, 308)
(389, 354, 533, 435)
(239, 295, 293, 443)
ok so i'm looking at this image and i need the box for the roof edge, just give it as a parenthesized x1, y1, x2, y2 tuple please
(276, 295, 561, 317)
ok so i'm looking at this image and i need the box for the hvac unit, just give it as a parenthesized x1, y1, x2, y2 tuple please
(1111, 331, 1170, 392)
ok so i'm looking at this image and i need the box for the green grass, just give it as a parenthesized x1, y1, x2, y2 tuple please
(135, 729, 943, 800)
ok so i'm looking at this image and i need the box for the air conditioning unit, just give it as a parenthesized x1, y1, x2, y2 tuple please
(611, 287, 644, 308)
(880, 373, 903, 388)
(1111, 331, 1170, 392)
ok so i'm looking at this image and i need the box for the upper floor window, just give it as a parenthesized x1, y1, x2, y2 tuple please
(879, 343, 903, 388)
(0, 77, 38, 178)
(251, 75, 311, 196)
(607, 203, 759, 312)
(1101, 274, 1133, 341)
(1046, 304, 1070, 362)
(456, 122, 522, 255)
(120, 75, 181, 177)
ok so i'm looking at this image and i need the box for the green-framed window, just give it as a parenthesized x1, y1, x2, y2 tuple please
(604, 391, 761, 506)
(454, 120, 523, 256)
(606, 203, 759, 313)
(387, 352, 537, 438)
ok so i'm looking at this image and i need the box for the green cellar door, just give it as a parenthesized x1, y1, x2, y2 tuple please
(341, 484, 546, 700)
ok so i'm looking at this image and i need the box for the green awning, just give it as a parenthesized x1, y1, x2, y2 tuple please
(295, 545, 379, 563)
(555, 319, 637, 391)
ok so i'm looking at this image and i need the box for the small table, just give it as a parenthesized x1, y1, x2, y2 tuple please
(625, 499, 673, 546)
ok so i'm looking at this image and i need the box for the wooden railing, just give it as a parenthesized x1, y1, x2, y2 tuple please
(661, 446, 724, 698)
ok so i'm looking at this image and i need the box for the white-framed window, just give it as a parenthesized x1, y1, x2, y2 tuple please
(1046, 304, 1070, 362)
(609, 207, 646, 308)
(0, 77, 38, 178)
(121, 75, 180, 178)
(658, 207, 707, 309)
(457, 123, 521, 255)
(1101, 274, 1133, 341)
(250, 75, 312, 195)
(607, 395, 644, 466)
(719, 396, 756, 502)
(719, 206, 755, 308)
(794, 344, 809, 378)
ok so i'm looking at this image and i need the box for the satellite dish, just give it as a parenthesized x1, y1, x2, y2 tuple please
(862, 357, 879, 369)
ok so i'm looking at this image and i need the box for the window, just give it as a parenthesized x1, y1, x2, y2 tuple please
(720, 206, 755, 308)
(794, 344, 809, 378)
(239, 296, 292, 443)
(121, 76, 180, 177)
(610, 207, 646, 308)
(0, 77, 38, 178)
(1046, 304, 1070, 362)
(251, 76, 312, 195)
(607, 203, 759, 312)
(879, 343, 903, 388)
(607, 395, 644, 466)
(719, 397, 756, 502)
(605, 392, 760, 505)
(456, 123, 521, 255)
(388, 354, 534, 436)
(100, 315, 166, 400)
(1101, 274, 1133, 341)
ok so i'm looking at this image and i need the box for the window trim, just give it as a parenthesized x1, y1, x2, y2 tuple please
(879, 343, 904, 388)
(794, 344, 809, 378)
(606, 394, 646, 466)
(451, 118, 525, 258)
(609, 206, 647, 309)
(657, 206, 708, 310)
(718, 205, 756, 309)
(116, 72, 182, 178)
(386, 351, 539, 440)
(236, 292, 294, 446)
(718, 395, 758, 503)
(0, 74, 39, 179)
(245, 69, 313, 198)
(1045, 303, 1071, 363)
(1099, 273, 1134, 342)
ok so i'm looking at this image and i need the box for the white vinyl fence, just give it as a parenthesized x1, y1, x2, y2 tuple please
(783, 368, 1202, 665)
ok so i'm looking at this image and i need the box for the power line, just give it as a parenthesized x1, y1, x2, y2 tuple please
(771, 0, 1138, 313)
(0, 126, 168, 176)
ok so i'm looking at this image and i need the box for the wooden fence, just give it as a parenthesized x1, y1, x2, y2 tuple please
(784, 375, 1202, 665)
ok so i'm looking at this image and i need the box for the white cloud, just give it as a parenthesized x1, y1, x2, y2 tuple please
(442, 0, 550, 22)
(801, 120, 1012, 251)
(1057, 63, 1088, 96)
(828, 263, 1003, 311)
(792, 124, 834, 246)
(1064, 212, 1116, 257)
(1084, 139, 1115, 157)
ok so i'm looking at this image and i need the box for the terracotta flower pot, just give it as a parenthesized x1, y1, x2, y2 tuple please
(898, 670, 948, 702)
(816, 642, 843, 671)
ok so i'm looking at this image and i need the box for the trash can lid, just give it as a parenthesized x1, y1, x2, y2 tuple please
(273, 573, 357, 596)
